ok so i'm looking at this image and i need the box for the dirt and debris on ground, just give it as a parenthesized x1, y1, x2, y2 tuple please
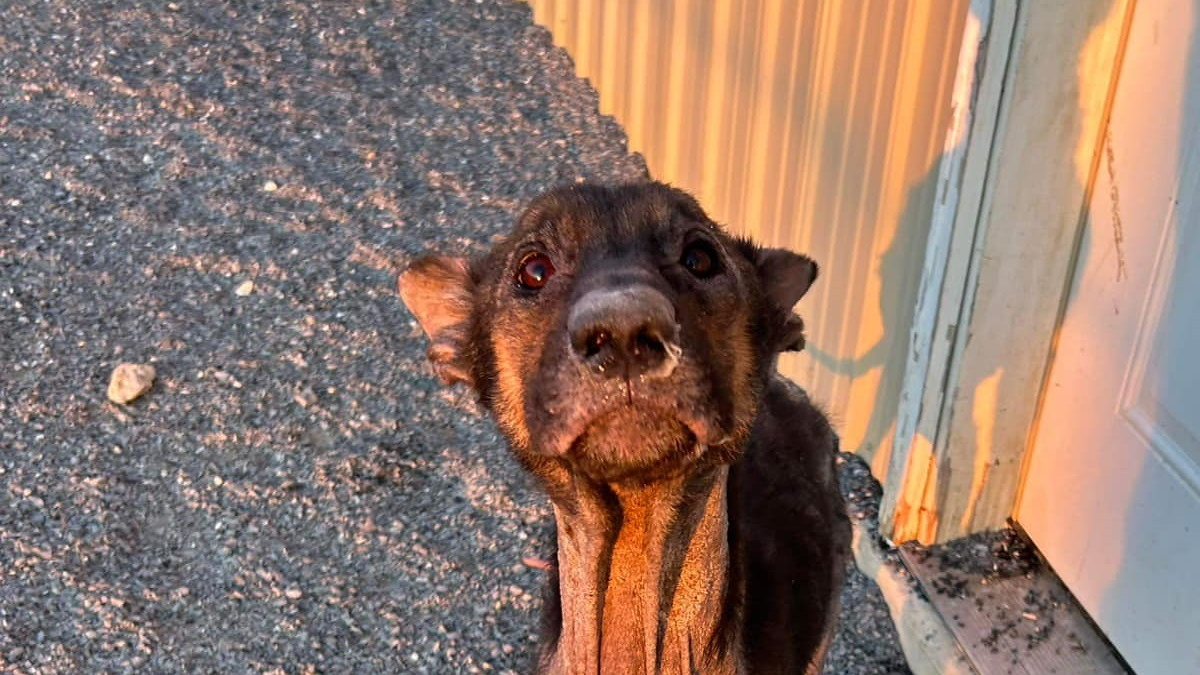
(2, 1, 908, 673)
(901, 526, 1129, 675)
(902, 528, 1051, 655)
(903, 528, 1039, 589)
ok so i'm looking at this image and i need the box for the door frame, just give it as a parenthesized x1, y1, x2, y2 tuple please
(881, 0, 1137, 545)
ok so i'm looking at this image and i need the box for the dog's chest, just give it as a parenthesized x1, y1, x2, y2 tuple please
(550, 473, 741, 675)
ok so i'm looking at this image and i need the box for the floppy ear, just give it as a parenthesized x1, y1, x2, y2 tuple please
(398, 255, 476, 386)
(755, 248, 818, 352)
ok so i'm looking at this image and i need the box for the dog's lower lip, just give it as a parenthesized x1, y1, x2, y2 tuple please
(544, 402, 717, 457)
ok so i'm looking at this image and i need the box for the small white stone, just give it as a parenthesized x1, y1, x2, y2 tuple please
(235, 280, 255, 296)
(262, 180, 279, 192)
(293, 386, 318, 408)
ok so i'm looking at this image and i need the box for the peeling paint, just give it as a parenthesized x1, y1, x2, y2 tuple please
(1105, 126, 1129, 281)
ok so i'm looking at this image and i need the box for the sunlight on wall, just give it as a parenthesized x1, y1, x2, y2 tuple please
(892, 432, 937, 543)
(528, 0, 968, 477)
(1074, 0, 1135, 187)
(961, 367, 1002, 532)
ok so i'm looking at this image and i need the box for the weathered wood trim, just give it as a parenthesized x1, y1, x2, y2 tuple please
(883, 0, 1136, 544)
(880, 0, 1016, 543)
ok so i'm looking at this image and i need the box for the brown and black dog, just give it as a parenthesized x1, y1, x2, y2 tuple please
(400, 182, 849, 675)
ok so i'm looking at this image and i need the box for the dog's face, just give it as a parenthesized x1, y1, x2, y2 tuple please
(401, 183, 816, 482)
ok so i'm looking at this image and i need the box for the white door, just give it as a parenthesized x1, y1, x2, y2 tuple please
(1017, 1, 1200, 673)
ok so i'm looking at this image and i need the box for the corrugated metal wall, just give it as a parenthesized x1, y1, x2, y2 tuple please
(528, 0, 968, 478)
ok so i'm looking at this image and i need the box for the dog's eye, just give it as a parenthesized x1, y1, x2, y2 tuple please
(516, 252, 556, 290)
(681, 241, 719, 278)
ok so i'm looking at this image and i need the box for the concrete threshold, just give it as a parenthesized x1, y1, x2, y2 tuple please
(850, 517, 979, 675)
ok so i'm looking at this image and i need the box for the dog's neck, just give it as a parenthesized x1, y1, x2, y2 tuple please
(542, 463, 741, 675)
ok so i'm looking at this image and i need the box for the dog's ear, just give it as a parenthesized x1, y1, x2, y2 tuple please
(399, 256, 476, 386)
(754, 247, 818, 352)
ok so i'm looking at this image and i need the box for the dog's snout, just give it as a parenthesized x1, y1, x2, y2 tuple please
(568, 287, 680, 379)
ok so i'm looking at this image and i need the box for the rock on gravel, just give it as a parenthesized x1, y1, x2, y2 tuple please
(106, 362, 157, 404)
(0, 1, 907, 673)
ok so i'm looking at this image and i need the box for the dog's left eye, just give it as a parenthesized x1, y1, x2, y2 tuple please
(681, 241, 720, 278)
(516, 252, 556, 290)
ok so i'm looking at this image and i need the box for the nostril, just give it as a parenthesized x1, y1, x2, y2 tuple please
(631, 330, 666, 360)
(584, 329, 611, 358)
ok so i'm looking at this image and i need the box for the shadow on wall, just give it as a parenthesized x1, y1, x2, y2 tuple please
(802, 166, 940, 480)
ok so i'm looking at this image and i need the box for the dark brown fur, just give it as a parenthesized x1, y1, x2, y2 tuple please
(400, 183, 850, 674)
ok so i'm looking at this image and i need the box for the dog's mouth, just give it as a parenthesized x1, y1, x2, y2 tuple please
(528, 375, 732, 481)
(566, 404, 704, 482)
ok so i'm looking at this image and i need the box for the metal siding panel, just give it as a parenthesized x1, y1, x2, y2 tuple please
(529, 0, 970, 475)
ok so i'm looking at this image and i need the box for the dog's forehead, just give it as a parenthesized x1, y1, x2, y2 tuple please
(514, 183, 712, 246)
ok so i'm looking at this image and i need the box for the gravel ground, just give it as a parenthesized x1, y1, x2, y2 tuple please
(0, 1, 908, 673)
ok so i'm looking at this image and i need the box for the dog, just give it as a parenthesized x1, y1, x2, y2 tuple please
(400, 182, 849, 674)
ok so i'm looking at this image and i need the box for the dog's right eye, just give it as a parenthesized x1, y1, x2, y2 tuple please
(515, 252, 556, 291)
(681, 240, 720, 278)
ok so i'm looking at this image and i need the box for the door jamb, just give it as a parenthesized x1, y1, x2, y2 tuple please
(881, 0, 1136, 545)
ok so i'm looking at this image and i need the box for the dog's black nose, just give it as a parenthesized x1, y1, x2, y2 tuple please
(568, 287, 680, 379)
